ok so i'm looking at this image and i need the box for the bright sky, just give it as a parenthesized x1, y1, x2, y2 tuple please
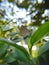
(38, 0, 43, 3)
(0, 0, 49, 26)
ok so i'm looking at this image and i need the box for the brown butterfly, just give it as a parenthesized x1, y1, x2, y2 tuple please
(19, 25, 31, 37)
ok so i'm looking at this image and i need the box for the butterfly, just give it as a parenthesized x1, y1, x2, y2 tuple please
(19, 25, 31, 37)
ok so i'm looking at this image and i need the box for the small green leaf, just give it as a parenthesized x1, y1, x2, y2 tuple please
(0, 44, 8, 57)
(5, 53, 16, 63)
(12, 37, 23, 42)
(28, 22, 49, 53)
(7, 32, 18, 36)
(1, 25, 13, 32)
(38, 41, 49, 57)
(8, 0, 14, 2)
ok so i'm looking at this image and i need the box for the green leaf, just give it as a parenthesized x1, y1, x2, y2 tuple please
(0, 38, 30, 63)
(11, 47, 29, 62)
(38, 41, 49, 57)
(0, 44, 8, 58)
(9, 61, 19, 65)
(0, 63, 9, 65)
(5, 53, 16, 63)
(12, 37, 23, 42)
(8, 0, 14, 2)
(28, 22, 49, 53)
(1, 25, 13, 32)
(7, 32, 18, 36)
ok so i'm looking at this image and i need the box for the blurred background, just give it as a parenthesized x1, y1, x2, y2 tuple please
(0, 0, 49, 26)
(0, 0, 49, 41)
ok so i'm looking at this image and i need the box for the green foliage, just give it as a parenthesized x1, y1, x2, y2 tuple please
(8, 0, 14, 2)
(0, 38, 31, 65)
(0, 0, 49, 65)
(38, 41, 49, 56)
(28, 22, 49, 54)
(0, 44, 8, 58)
(0, 21, 49, 65)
